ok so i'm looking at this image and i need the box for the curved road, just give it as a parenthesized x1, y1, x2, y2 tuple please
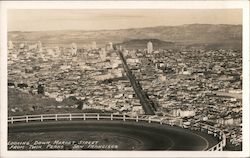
(8, 120, 219, 150)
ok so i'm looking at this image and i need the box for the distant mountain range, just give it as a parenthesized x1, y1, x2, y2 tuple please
(8, 24, 242, 50)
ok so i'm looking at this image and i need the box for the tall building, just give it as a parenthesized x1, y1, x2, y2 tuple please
(71, 43, 77, 56)
(147, 41, 153, 53)
(118, 45, 123, 51)
(37, 41, 43, 52)
(100, 48, 107, 61)
(106, 42, 113, 50)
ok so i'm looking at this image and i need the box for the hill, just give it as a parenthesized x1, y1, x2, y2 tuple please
(8, 24, 242, 50)
(8, 88, 110, 116)
(116, 39, 175, 50)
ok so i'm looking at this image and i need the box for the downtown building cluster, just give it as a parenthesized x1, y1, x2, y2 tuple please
(8, 40, 242, 148)
(8, 41, 144, 116)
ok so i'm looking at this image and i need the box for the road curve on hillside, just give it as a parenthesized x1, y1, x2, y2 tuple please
(8, 120, 219, 150)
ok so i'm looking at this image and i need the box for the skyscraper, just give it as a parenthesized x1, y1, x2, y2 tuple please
(37, 41, 42, 52)
(71, 43, 77, 56)
(100, 48, 107, 61)
(147, 41, 153, 53)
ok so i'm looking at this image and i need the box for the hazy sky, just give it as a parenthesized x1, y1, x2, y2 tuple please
(8, 9, 242, 31)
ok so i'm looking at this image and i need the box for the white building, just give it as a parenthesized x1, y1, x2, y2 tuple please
(172, 108, 196, 118)
(179, 110, 196, 117)
(19, 43, 25, 49)
(37, 41, 43, 52)
(180, 67, 191, 75)
(100, 48, 107, 61)
(147, 41, 153, 53)
(71, 43, 77, 56)
(127, 58, 140, 64)
(106, 42, 113, 50)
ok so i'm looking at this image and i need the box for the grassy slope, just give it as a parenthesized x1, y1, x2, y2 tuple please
(8, 88, 110, 116)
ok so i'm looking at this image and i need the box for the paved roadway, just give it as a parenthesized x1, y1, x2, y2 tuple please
(117, 50, 155, 115)
(8, 120, 219, 150)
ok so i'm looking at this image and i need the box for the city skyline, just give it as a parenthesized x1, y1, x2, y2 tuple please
(8, 9, 242, 31)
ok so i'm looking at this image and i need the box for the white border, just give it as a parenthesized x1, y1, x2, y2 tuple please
(0, 1, 249, 158)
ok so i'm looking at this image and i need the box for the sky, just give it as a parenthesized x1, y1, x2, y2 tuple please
(8, 9, 242, 31)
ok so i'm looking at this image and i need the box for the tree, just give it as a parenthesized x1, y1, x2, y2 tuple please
(77, 100, 84, 110)
(37, 84, 45, 95)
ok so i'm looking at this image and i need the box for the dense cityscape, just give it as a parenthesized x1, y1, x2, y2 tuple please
(7, 39, 242, 150)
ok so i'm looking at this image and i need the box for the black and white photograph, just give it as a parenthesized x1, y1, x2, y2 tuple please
(0, 1, 249, 158)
